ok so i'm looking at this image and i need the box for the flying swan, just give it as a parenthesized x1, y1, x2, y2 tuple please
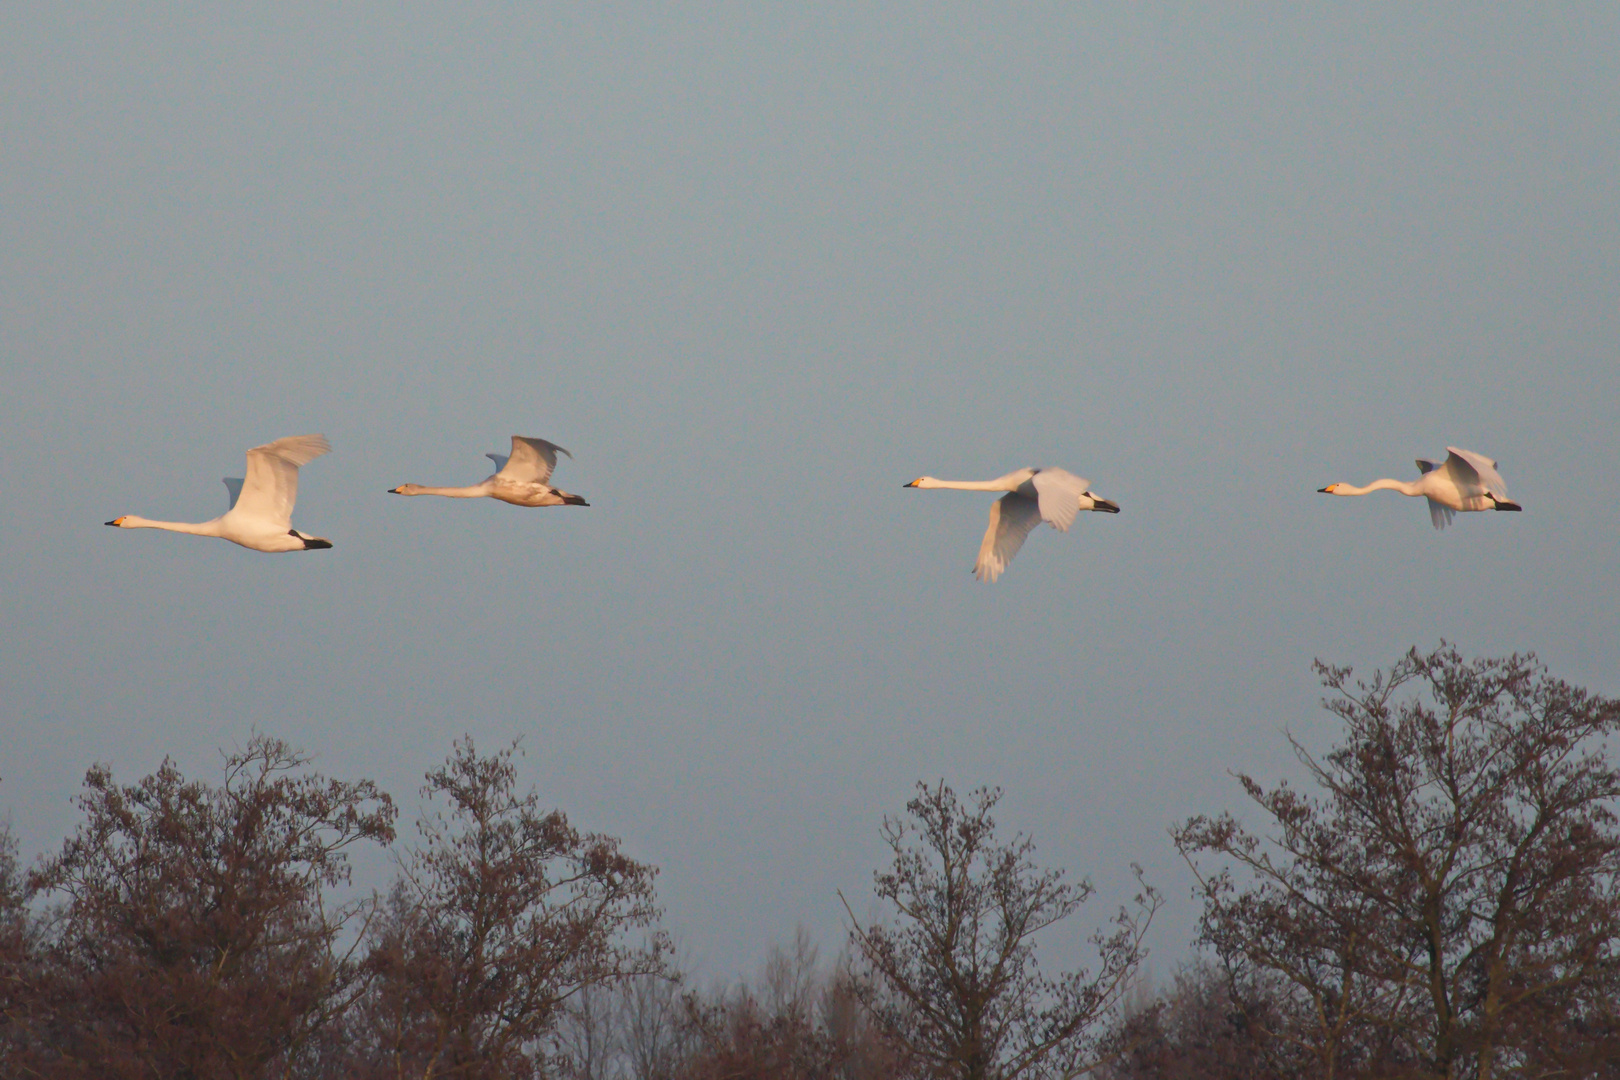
(389, 436, 589, 508)
(105, 434, 334, 552)
(1318, 446, 1521, 529)
(903, 467, 1119, 582)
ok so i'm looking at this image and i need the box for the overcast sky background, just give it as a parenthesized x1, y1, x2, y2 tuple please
(3, 6, 1617, 981)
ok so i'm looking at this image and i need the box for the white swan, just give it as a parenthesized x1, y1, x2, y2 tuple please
(903, 467, 1119, 582)
(389, 436, 588, 508)
(105, 435, 333, 552)
(1318, 446, 1521, 529)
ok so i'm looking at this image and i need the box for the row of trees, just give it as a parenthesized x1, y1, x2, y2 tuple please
(0, 739, 665, 1079)
(2, 645, 1617, 1079)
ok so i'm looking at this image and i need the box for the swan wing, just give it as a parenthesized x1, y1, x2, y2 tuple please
(496, 436, 571, 484)
(976, 493, 1041, 582)
(1030, 468, 1089, 532)
(223, 477, 245, 509)
(1427, 498, 1455, 530)
(232, 434, 330, 527)
(486, 452, 510, 474)
(1445, 446, 1507, 496)
(1415, 459, 1441, 475)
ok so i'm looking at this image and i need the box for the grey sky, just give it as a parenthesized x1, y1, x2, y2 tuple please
(3, 6, 1617, 978)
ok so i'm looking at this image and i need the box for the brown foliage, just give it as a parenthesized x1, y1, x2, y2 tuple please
(1096, 962, 1324, 1080)
(843, 782, 1160, 1080)
(10, 648, 1617, 1080)
(677, 991, 851, 1080)
(0, 821, 45, 1073)
(673, 932, 904, 1080)
(340, 738, 667, 1080)
(20, 735, 396, 1080)
(1174, 644, 1620, 1080)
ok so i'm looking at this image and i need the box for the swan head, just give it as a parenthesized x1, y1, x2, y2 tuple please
(1318, 484, 1343, 495)
(389, 484, 420, 496)
(105, 516, 128, 526)
(904, 477, 932, 489)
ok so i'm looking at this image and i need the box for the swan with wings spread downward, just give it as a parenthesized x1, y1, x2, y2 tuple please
(1318, 447, 1520, 529)
(903, 467, 1119, 582)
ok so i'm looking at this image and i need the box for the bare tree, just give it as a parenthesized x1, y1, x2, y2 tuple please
(0, 820, 45, 1072)
(1175, 644, 1620, 1080)
(817, 955, 907, 1080)
(24, 735, 396, 1080)
(615, 971, 693, 1080)
(1095, 961, 1305, 1080)
(554, 983, 619, 1080)
(352, 737, 668, 1080)
(762, 927, 822, 1023)
(842, 782, 1160, 1080)
(673, 931, 902, 1080)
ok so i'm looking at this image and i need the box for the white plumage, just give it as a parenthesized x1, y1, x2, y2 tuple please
(903, 467, 1119, 582)
(389, 435, 589, 508)
(105, 435, 334, 552)
(1318, 446, 1521, 529)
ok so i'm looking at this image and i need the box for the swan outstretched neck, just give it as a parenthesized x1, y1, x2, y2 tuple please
(1316, 478, 1420, 497)
(390, 435, 589, 509)
(390, 481, 496, 498)
(905, 473, 1032, 493)
(903, 466, 1118, 582)
(1318, 447, 1520, 530)
(105, 434, 334, 553)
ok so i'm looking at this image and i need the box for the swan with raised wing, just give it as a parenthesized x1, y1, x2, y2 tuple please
(389, 436, 589, 508)
(105, 434, 334, 552)
(1318, 446, 1521, 529)
(903, 467, 1119, 582)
